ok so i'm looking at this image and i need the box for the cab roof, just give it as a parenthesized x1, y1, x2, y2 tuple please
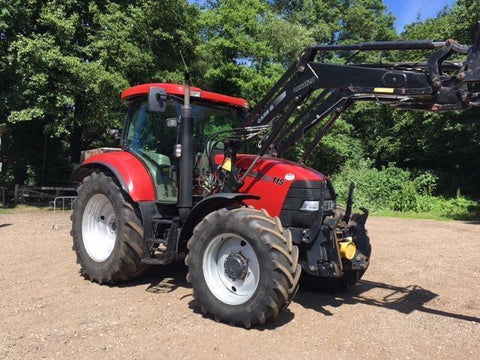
(121, 83, 250, 109)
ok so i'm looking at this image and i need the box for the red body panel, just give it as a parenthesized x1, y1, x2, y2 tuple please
(82, 150, 326, 212)
(216, 155, 327, 217)
(121, 83, 250, 109)
(84, 151, 155, 202)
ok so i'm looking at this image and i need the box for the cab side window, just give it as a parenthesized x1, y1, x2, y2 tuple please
(126, 101, 180, 203)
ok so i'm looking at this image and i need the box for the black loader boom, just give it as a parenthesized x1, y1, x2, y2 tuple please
(220, 32, 480, 190)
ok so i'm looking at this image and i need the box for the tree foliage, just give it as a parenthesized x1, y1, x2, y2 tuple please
(0, 0, 478, 202)
(0, 0, 197, 186)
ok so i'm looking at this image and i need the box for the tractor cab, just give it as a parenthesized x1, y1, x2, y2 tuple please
(120, 83, 249, 203)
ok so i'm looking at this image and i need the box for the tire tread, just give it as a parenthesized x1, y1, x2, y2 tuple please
(71, 171, 148, 284)
(185, 207, 301, 328)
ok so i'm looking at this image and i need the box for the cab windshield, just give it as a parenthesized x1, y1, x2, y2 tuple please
(124, 97, 244, 202)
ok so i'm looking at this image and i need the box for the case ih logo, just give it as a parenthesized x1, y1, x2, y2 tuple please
(257, 91, 287, 124)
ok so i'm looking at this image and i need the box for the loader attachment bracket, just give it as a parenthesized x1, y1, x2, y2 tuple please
(464, 29, 480, 82)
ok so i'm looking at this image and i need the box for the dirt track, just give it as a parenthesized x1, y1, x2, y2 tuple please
(0, 209, 479, 359)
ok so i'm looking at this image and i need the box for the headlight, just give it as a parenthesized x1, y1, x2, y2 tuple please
(300, 200, 320, 212)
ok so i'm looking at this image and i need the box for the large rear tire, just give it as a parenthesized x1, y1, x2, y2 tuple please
(185, 207, 301, 328)
(71, 172, 148, 284)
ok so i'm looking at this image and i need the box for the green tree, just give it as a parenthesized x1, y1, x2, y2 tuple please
(0, 0, 197, 187)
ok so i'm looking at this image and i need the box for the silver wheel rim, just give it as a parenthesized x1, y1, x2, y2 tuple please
(203, 233, 260, 305)
(81, 193, 117, 262)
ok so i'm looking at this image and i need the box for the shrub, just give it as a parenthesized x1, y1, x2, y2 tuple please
(331, 160, 479, 219)
(414, 171, 438, 195)
(332, 159, 411, 211)
(390, 182, 418, 212)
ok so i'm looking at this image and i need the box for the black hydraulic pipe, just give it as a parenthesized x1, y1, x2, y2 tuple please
(298, 111, 342, 163)
(297, 97, 352, 162)
(276, 90, 347, 155)
(276, 89, 329, 142)
(259, 98, 304, 155)
(313, 40, 443, 52)
(238, 96, 306, 184)
(178, 74, 194, 219)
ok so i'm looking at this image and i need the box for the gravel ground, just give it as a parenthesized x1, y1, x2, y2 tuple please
(0, 209, 479, 359)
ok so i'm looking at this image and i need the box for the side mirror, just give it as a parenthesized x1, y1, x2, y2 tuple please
(109, 129, 120, 140)
(165, 117, 178, 128)
(148, 87, 167, 112)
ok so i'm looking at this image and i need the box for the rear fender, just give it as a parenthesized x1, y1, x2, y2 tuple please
(71, 151, 155, 202)
(178, 193, 261, 250)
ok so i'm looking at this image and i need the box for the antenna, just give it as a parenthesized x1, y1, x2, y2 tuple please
(179, 50, 191, 85)
(179, 50, 188, 72)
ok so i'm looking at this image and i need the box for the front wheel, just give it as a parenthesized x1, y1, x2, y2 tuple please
(185, 207, 301, 328)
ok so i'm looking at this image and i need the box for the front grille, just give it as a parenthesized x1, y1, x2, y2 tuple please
(279, 180, 336, 228)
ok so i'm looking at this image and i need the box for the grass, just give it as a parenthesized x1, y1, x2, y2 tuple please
(15, 204, 53, 211)
(370, 198, 480, 222)
(0, 203, 54, 213)
(371, 210, 460, 222)
(344, 192, 480, 222)
(2, 198, 479, 222)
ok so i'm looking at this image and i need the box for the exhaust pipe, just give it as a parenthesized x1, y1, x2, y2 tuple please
(178, 72, 194, 221)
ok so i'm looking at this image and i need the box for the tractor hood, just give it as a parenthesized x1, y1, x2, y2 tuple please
(215, 154, 331, 218)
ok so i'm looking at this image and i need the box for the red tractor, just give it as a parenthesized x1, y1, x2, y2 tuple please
(72, 36, 480, 327)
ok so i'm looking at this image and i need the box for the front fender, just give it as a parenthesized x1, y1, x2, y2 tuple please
(71, 151, 155, 202)
(178, 193, 261, 248)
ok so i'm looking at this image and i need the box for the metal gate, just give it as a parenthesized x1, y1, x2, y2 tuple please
(51, 196, 77, 230)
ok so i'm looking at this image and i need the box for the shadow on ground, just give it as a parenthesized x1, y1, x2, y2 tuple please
(111, 263, 296, 329)
(115, 263, 190, 293)
(99, 264, 480, 327)
(295, 280, 480, 323)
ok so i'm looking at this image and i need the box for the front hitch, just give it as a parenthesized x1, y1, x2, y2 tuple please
(303, 205, 371, 278)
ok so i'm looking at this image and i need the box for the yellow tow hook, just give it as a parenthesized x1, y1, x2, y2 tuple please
(339, 237, 356, 260)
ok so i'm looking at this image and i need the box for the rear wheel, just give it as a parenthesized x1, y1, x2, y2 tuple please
(185, 207, 301, 328)
(71, 172, 148, 284)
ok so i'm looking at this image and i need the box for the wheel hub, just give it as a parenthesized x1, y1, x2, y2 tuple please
(203, 233, 260, 305)
(81, 193, 117, 262)
(224, 251, 248, 281)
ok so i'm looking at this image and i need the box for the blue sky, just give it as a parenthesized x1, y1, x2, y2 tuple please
(384, 0, 456, 32)
(189, 0, 457, 33)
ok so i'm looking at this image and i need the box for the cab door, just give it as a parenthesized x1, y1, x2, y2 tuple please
(124, 101, 180, 203)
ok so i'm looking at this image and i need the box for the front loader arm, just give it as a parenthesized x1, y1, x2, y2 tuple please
(216, 33, 480, 191)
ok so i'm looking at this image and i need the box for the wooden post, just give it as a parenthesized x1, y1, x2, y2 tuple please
(14, 184, 19, 204)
